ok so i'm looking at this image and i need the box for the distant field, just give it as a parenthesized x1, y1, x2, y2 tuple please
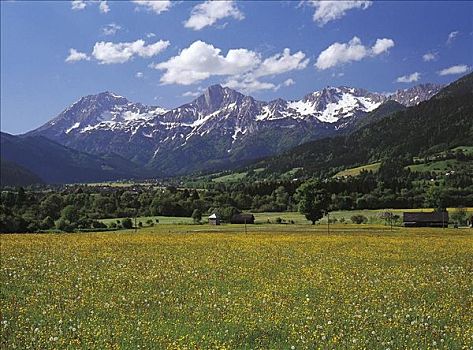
(81, 182, 161, 188)
(101, 208, 473, 227)
(257, 208, 473, 225)
(100, 215, 194, 225)
(334, 162, 381, 177)
(1, 227, 472, 348)
(407, 159, 464, 173)
(447, 145, 473, 155)
(212, 172, 248, 183)
(212, 168, 265, 183)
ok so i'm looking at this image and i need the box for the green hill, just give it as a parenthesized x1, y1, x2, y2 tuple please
(0, 132, 147, 184)
(251, 73, 473, 177)
(0, 160, 44, 186)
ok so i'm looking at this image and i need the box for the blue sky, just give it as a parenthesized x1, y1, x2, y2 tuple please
(1, 0, 472, 134)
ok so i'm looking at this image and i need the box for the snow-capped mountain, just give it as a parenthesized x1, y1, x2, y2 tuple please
(387, 83, 443, 107)
(27, 83, 442, 175)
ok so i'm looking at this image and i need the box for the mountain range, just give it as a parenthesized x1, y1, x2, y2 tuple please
(4, 73, 472, 186)
(18, 83, 442, 179)
(252, 73, 473, 177)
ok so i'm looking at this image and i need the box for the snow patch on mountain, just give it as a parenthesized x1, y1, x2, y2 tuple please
(65, 122, 80, 134)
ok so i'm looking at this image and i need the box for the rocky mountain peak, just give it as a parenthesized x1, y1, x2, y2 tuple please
(192, 84, 245, 114)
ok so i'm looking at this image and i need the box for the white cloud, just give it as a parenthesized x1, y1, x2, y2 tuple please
(223, 77, 277, 93)
(422, 52, 438, 62)
(184, 0, 244, 30)
(283, 78, 295, 87)
(135, 72, 144, 78)
(102, 23, 121, 36)
(315, 36, 394, 70)
(371, 38, 395, 55)
(447, 31, 459, 45)
(65, 48, 90, 62)
(396, 72, 421, 83)
(133, 0, 172, 14)
(92, 39, 170, 64)
(151, 40, 260, 85)
(71, 0, 86, 10)
(438, 64, 470, 76)
(99, 1, 109, 13)
(253, 48, 309, 78)
(182, 91, 201, 98)
(308, 0, 372, 26)
(146, 32, 156, 38)
(151, 40, 308, 92)
(331, 72, 345, 78)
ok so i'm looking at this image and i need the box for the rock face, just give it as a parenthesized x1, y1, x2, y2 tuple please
(27, 83, 443, 175)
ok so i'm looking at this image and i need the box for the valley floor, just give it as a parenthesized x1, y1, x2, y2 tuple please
(1, 226, 472, 349)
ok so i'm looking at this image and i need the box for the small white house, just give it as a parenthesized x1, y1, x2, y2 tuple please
(208, 213, 220, 225)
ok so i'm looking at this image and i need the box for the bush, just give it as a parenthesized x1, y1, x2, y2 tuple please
(56, 218, 75, 232)
(121, 218, 133, 229)
(191, 209, 202, 223)
(41, 216, 55, 230)
(91, 220, 107, 229)
(451, 207, 467, 225)
(351, 214, 368, 224)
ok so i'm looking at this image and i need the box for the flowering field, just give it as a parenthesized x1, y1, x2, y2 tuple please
(1, 226, 472, 349)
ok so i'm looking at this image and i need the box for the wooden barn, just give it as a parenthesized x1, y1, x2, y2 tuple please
(208, 213, 220, 225)
(403, 211, 449, 227)
(230, 213, 255, 224)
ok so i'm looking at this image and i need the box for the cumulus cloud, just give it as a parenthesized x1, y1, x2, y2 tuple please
(253, 48, 309, 78)
(307, 0, 372, 26)
(71, 0, 109, 13)
(71, 0, 86, 10)
(99, 1, 109, 13)
(446, 31, 459, 45)
(315, 36, 394, 70)
(151, 40, 259, 85)
(102, 23, 121, 36)
(135, 72, 144, 78)
(223, 77, 277, 93)
(92, 39, 170, 64)
(422, 52, 438, 62)
(371, 38, 395, 55)
(133, 0, 172, 14)
(184, 0, 244, 30)
(438, 64, 470, 76)
(65, 48, 90, 62)
(396, 72, 421, 83)
(283, 78, 295, 86)
(151, 40, 308, 93)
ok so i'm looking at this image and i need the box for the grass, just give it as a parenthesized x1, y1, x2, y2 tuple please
(212, 172, 248, 183)
(334, 162, 381, 178)
(99, 208, 473, 228)
(1, 226, 472, 349)
(407, 159, 463, 173)
(100, 215, 194, 225)
(447, 145, 473, 156)
(211, 168, 266, 183)
(256, 208, 473, 225)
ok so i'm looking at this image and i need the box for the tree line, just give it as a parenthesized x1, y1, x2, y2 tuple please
(1, 155, 472, 233)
